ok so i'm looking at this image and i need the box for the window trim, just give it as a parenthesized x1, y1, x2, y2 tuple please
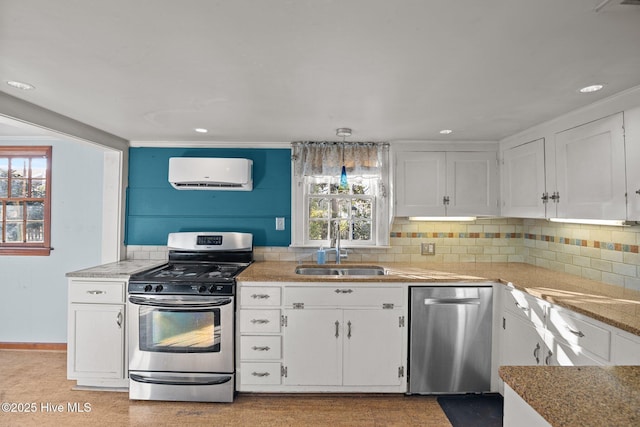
(0, 146, 52, 256)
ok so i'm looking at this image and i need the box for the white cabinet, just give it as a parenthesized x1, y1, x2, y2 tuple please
(67, 278, 128, 388)
(395, 151, 498, 217)
(554, 113, 626, 219)
(503, 384, 551, 427)
(625, 106, 640, 220)
(237, 284, 283, 389)
(612, 330, 640, 364)
(282, 285, 405, 390)
(501, 138, 547, 218)
(237, 281, 407, 393)
(501, 310, 549, 366)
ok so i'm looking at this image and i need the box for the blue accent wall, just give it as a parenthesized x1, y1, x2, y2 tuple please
(126, 147, 291, 246)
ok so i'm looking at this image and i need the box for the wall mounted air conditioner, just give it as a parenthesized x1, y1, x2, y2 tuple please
(168, 157, 253, 191)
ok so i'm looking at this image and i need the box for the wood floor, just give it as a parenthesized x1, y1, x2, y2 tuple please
(0, 350, 452, 426)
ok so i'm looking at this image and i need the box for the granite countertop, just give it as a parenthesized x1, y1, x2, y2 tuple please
(238, 261, 640, 336)
(65, 259, 165, 279)
(500, 365, 640, 426)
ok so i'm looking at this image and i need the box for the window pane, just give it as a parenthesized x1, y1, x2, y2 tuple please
(331, 200, 350, 219)
(0, 158, 8, 177)
(309, 198, 329, 219)
(31, 179, 47, 198)
(11, 158, 29, 178)
(11, 178, 27, 198)
(6, 222, 23, 242)
(27, 202, 44, 220)
(31, 158, 47, 178)
(0, 179, 6, 198)
(309, 182, 329, 195)
(26, 221, 44, 242)
(6, 201, 23, 220)
(309, 220, 329, 240)
(353, 198, 372, 218)
(330, 219, 349, 241)
(353, 221, 372, 241)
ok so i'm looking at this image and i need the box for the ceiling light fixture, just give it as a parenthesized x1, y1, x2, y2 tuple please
(6, 80, 35, 90)
(194, 128, 208, 133)
(579, 84, 604, 93)
(439, 129, 453, 135)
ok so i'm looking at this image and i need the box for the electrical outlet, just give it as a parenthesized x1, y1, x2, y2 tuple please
(275, 217, 285, 231)
(421, 242, 436, 255)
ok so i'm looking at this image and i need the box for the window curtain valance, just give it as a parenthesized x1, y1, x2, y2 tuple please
(291, 141, 389, 177)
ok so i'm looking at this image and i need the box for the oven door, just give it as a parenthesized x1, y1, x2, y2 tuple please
(128, 294, 234, 373)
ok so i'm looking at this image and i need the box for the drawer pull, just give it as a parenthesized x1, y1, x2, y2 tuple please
(87, 290, 105, 295)
(545, 350, 553, 366)
(116, 312, 123, 328)
(566, 326, 585, 338)
(251, 294, 271, 299)
(251, 346, 271, 352)
(250, 319, 270, 324)
(533, 343, 540, 364)
(334, 289, 353, 294)
(514, 302, 530, 312)
(251, 372, 270, 377)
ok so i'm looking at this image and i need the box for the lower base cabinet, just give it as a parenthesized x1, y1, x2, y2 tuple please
(67, 278, 128, 389)
(503, 384, 551, 427)
(282, 308, 404, 387)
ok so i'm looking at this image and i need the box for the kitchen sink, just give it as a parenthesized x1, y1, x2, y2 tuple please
(295, 265, 386, 276)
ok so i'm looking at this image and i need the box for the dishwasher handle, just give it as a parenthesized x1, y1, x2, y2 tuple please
(423, 298, 480, 305)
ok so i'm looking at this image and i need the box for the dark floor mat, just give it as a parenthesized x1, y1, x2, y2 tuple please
(437, 393, 503, 427)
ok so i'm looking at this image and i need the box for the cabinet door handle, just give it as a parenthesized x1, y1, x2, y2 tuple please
(250, 319, 270, 324)
(334, 289, 353, 294)
(533, 343, 540, 364)
(347, 321, 352, 339)
(251, 294, 271, 299)
(251, 372, 270, 377)
(335, 320, 340, 338)
(635, 189, 640, 195)
(566, 326, 585, 338)
(251, 346, 271, 352)
(545, 350, 553, 366)
(514, 302, 530, 312)
(87, 290, 104, 295)
(116, 311, 123, 328)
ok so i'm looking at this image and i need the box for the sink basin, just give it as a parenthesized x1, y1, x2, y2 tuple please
(295, 265, 386, 276)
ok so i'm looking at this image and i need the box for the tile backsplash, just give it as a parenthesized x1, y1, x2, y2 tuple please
(126, 218, 640, 291)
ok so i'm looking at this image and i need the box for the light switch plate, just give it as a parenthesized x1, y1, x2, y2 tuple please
(421, 242, 436, 255)
(275, 217, 285, 230)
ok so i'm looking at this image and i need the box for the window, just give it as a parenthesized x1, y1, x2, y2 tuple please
(0, 146, 52, 256)
(292, 142, 390, 247)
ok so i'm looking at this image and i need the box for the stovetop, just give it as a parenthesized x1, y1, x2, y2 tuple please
(128, 262, 250, 296)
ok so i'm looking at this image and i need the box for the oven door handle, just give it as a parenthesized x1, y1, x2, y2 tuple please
(129, 373, 232, 386)
(128, 296, 232, 308)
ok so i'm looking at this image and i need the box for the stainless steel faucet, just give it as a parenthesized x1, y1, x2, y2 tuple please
(330, 221, 348, 264)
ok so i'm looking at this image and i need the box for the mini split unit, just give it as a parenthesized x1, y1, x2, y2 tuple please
(168, 157, 253, 191)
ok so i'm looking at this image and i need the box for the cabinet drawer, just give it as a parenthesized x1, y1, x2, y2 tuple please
(240, 362, 281, 385)
(239, 287, 281, 306)
(284, 286, 402, 307)
(547, 307, 611, 361)
(239, 309, 281, 333)
(240, 336, 282, 360)
(69, 280, 126, 304)
(503, 286, 546, 328)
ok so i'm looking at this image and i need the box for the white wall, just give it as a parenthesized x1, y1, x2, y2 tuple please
(0, 138, 105, 343)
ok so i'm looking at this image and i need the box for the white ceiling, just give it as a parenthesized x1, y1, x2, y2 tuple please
(1, 0, 640, 144)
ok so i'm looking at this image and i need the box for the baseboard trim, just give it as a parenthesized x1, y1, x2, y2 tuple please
(0, 342, 67, 351)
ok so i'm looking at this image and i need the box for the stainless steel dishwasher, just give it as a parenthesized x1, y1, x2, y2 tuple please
(408, 285, 493, 394)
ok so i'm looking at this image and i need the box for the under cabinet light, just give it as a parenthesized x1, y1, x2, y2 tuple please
(579, 84, 604, 93)
(409, 216, 477, 222)
(548, 218, 626, 226)
(6, 80, 35, 90)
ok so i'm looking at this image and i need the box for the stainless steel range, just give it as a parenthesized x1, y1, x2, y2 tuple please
(127, 231, 253, 403)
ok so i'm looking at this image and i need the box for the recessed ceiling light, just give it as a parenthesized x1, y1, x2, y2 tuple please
(6, 80, 35, 90)
(579, 84, 604, 93)
(439, 129, 453, 135)
(194, 128, 208, 133)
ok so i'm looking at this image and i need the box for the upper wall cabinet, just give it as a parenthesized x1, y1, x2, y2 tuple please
(501, 138, 547, 218)
(395, 151, 498, 217)
(553, 113, 626, 220)
(625, 107, 640, 221)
